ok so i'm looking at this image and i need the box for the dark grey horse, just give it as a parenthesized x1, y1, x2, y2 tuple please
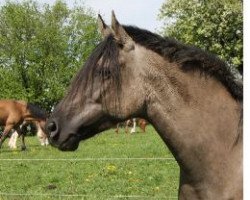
(46, 12, 243, 199)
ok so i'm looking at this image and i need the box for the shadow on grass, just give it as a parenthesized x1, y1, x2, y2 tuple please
(0, 144, 50, 153)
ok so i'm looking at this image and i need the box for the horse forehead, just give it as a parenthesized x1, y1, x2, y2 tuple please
(96, 56, 112, 68)
(97, 56, 103, 64)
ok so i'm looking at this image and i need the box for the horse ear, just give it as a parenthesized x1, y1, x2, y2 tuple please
(97, 14, 112, 38)
(111, 11, 134, 51)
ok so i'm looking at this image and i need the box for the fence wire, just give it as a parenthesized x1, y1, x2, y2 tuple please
(0, 157, 176, 161)
(0, 192, 178, 199)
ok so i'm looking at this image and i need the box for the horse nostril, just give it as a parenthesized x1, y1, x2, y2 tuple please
(47, 122, 57, 132)
(47, 120, 59, 140)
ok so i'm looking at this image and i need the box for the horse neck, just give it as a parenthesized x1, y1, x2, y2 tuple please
(145, 57, 242, 190)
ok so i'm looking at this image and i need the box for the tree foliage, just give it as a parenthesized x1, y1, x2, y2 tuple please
(159, 0, 243, 70)
(0, 0, 100, 110)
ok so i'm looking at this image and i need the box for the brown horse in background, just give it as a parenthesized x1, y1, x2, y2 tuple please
(0, 100, 47, 150)
(8, 120, 49, 149)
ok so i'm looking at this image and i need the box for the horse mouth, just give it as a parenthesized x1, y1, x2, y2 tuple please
(58, 134, 80, 151)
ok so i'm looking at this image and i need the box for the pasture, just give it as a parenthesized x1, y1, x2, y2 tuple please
(0, 126, 179, 199)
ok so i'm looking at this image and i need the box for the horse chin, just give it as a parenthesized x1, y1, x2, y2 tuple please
(58, 134, 81, 151)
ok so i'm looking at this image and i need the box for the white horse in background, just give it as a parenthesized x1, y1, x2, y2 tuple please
(130, 118, 137, 133)
(8, 121, 49, 149)
(115, 118, 148, 134)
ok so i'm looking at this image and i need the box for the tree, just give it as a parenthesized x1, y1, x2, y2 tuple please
(158, 0, 243, 70)
(0, 0, 100, 111)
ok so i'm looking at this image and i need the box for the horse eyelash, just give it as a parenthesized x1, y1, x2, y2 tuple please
(97, 69, 111, 79)
(117, 43, 124, 49)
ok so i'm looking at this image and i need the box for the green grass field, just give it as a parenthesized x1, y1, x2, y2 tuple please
(0, 126, 179, 200)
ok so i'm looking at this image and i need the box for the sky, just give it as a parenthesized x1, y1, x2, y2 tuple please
(0, 0, 166, 32)
(83, 0, 165, 32)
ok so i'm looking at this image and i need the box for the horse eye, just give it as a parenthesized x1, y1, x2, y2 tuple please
(98, 69, 111, 79)
(118, 43, 124, 49)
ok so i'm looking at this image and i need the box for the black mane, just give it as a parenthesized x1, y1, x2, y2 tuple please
(124, 26, 243, 101)
(67, 25, 242, 103)
(65, 35, 121, 108)
(27, 103, 47, 120)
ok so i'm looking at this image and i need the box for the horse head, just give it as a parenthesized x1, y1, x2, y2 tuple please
(46, 12, 149, 151)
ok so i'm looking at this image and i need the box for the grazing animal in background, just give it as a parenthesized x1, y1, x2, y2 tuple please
(0, 100, 47, 150)
(8, 121, 49, 149)
(46, 12, 243, 199)
(115, 118, 148, 134)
